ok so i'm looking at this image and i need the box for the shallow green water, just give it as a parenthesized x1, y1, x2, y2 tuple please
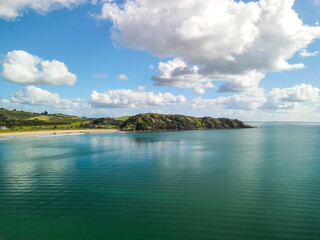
(0, 124, 320, 240)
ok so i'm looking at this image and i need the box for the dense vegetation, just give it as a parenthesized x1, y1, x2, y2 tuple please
(120, 113, 252, 131)
(0, 108, 123, 132)
(0, 109, 251, 133)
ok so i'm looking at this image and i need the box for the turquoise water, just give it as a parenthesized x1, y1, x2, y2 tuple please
(0, 124, 320, 240)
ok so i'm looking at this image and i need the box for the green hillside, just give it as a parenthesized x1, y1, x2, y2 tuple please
(0, 109, 251, 133)
(115, 116, 130, 121)
(0, 108, 122, 132)
(120, 113, 252, 131)
(0, 108, 39, 120)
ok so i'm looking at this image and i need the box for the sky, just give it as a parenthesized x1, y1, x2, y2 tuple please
(1, 0, 320, 121)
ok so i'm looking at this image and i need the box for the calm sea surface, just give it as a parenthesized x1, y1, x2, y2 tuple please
(0, 123, 320, 240)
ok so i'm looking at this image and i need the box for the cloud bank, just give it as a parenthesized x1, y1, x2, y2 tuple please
(1, 50, 77, 86)
(90, 86, 186, 108)
(151, 58, 215, 94)
(0, 0, 89, 20)
(10, 86, 88, 109)
(98, 0, 320, 93)
(191, 84, 320, 111)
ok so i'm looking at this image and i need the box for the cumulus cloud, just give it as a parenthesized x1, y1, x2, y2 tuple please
(151, 58, 214, 94)
(300, 49, 319, 57)
(116, 74, 128, 80)
(0, 0, 89, 20)
(152, 59, 265, 93)
(98, 0, 320, 92)
(262, 84, 320, 110)
(216, 71, 266, 93)
(0, 98, 12, 108)
(90, 86, 186, 108)
(0, 97, 22, 110)
(192, 88, 266, 111)
(10, 86, 88, 109)
(191, 84, 320, 111)
(1, 50, 77, 86)
(98, 0, 261, 61)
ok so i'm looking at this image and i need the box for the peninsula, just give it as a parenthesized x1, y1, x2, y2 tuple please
(0, 108, 252, 137)
(120, 113, 252, 131)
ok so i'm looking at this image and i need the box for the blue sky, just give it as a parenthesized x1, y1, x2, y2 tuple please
(1, 0, 320, 121)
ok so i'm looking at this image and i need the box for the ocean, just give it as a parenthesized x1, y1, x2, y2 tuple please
(0, 123, 320, 240)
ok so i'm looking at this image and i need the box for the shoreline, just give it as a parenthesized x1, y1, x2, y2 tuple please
(0, 127, 255, 137)
(125, 126, 254, 133)
(0, 129, 120, 137)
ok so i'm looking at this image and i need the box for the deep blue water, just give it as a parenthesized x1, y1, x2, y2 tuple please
(0, 124, 320, 240)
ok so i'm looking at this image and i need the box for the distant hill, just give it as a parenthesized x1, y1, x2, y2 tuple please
(0, 108, 126, 131)
(120, 113, 252, 131)
(0, 108, 251, 132)
(0, 108, 39, 121)
(0, 108, 87, 126)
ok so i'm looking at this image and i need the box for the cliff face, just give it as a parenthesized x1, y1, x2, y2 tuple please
(120, 113, 252, 131)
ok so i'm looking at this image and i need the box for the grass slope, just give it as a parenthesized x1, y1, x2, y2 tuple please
(115, 116, 130, 121)
(0, 108, 111, 132)
(120, 113, 252, 131)
(0, 109, 251, 133)
(0, 108, 39, 120)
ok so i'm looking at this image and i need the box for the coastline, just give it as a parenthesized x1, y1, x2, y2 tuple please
(0, 127, 254, 138)
(0, 129, 120, 138)
(124, 126, 254, 133)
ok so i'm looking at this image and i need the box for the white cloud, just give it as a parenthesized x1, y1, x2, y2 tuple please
(1, 50, 77, 86)
(191, 84, 320, 112)
(152, 59, 264, 93)
(192, 88, 266, 111)
(149, 64, 155, 70)
(10, 86, 88, 109)
(262, 84, 320, 110)
(98, 0, 320, 92)
(1, 99, 10, 105)
(93, 73, 108, 78)
(217, 71, 266, 93)
(151, 58, 215, 94)
(0, 98, 14, 109)
(116, 74, 128, 80)
(98, 0, 261, 62)
(300, 49, 319, 57)
(90, 86, 186, 108)
(0, 0, 89, 20)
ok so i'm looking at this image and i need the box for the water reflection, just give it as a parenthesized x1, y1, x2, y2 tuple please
(3, 161, 37, 193)
(1, 127, 320, 240)
(0, 136, 78, 196)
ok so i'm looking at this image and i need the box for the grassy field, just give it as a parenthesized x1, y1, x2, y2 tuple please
(0, 108, 122, 132)
(115, 116, 130, 121)
(0, 109, 251, 133)
(27, 115, 51, 121)
(0, 108, 39, 120)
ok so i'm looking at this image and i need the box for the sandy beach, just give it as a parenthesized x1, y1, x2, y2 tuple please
(0, 129, 120, 137)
